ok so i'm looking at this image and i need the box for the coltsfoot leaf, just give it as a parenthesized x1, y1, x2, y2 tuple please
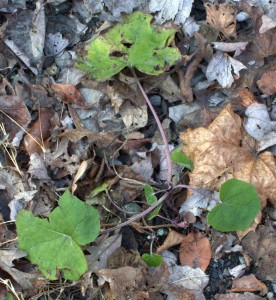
(207, 179, 260, 232)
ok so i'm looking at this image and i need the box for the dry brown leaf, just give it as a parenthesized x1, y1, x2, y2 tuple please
(257, 66, 276, 95)
(97, 266, 147, 300)
(157, 230, 185, 254)
(241, 224, 276, 281)
(23, 108, 55, 154)
(205, 3, 236, 37)
(215, 292, 265, 300)
(180, 104, 276, 208)
(179, 231, 211, 271)
(230, 274, 268, 295)
(52, 83, 86, 107)
(239, 89, 258, 108)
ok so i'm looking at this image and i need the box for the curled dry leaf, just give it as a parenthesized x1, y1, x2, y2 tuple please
(52, 83, 86, 107)
(179, 231, 212, 272)
(180, 104, 276, 208)
(205, 3, 236, 37)
(206, 51, 247, 88)
(257, 66, 276, 95)
(157, 230, 185, 254)
(23, 108, 55, 154)
(230, 274, 268, 295)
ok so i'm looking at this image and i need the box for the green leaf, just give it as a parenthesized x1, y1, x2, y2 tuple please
(16, 190, 100, 280)
(207, 179, 260, 232)
(171, 147, 194, 170)
(76, 12, 181, 81)
(144, 184, 157, 205)
(142, 253, 163, 267)
(144, 184, 160, 220)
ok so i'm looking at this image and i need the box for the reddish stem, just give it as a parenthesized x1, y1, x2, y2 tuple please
(131, 68, 172, 183)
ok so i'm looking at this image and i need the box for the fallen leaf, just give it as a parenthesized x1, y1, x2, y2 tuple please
(244, 103, 276, 151)
(149, 0, 194, 25)
(239, 89, 258, 108)
(120, 100, 148, 128)
(0, 249, 40, 290)
(96, 266, 146, 300)
(28, 153, 50, 180)
(0, 92, 31, 145)
(23, 108, 55, 154)
(162, 250, 209, 300)
(52, 83, 86, 107)
(157, 230, 185, 254)
(213, 42, 248, 57)
(87, 234, 122, 273)
(230, 274, 268, 295)
(206, 51, 247, 88)
(44, 32, 69, 56)
(215, 292, 265, 300)
(103, 0, 144, 18)
(179, 232, 212, 271)
(180, 104, 276, 208)
(179, 189, 220, 218)
(259, 15, 276, 34)
(205, 3, 237, 37)
(241, 224, 276, 281)
(257, 66, 276, 95)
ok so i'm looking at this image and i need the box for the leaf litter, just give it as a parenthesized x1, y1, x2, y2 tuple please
(0, 0, 275, 299)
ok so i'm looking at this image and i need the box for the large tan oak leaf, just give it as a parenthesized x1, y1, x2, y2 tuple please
(180, 104, 276, 208)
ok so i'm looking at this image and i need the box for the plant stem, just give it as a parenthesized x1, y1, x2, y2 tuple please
(130, 68, 172, 183)
(101, 69, 174, 233)
(101, 192, 170, 233)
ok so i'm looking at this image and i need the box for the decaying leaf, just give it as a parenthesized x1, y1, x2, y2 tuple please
(180, 104, 276, 208)
(179, 189, 220, 218)
(52, 83, 86, 107)
(179, 232, 211, 271)
(0, 249, 41, 290)
(244, 103, 276, 151)
(205, 3, 237, 37)
(206, 51, 247, 88)
(23, 108, 55, 154)
(149, 0, 194, 25)
(215, 293, 265, 300)
(241, 224, 276, 281)
(259, 15, 276, 34)
(230, 274, 268, 294)
(120, 100, 148, 128)
(212, 42, 248, 57)
(257, 66, 276, 95)
(96, 266, 147, 300)
(162, 250, 209, 300)
(157, 230, 185, 254)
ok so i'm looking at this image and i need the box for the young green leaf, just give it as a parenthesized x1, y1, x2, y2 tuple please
(207, 179, 260, 232)
(76, 11, 181, 81)
(144, 184, 161, 220)
(171, 147, 194, 170)
(16, 190, 100, 280)
(142, 253, 163, 267)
